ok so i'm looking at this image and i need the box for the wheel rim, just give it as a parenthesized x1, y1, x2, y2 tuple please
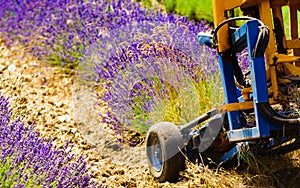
(149, 136, 163, 172)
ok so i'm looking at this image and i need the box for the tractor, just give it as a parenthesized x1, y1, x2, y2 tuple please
(146, 0, 300, 182)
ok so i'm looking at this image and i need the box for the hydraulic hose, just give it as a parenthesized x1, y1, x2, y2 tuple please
(212, 16, 266, 49)
(257, 103, 300, 126)
(252, 25, 269, 57)
(232, 55, 248, 87)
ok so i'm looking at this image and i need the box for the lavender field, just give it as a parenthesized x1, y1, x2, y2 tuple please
(1, 0, 224, 142)
(0, 0, 299, 187)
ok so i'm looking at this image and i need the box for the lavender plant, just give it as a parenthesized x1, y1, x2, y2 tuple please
(82, 16, 223, 140)
(0, 94, 99, 187)
(0, 0, 210, 66)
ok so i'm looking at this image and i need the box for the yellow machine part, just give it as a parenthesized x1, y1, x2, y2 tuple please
(283, 62, 300, 77)
(212, 0, 300, 111)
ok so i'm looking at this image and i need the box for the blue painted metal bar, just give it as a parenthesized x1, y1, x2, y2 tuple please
(249, 57, 269, 103)
(227, 127, 260, 142)
(218, 54, 243, 130)
(231, 22, 248, 52)
(218, 144, 241, 163)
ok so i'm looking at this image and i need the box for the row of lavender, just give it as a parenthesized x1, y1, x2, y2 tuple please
(0, 0, 226, 142)
(0, 0, 205, 66)
(0, 94, 99, 187)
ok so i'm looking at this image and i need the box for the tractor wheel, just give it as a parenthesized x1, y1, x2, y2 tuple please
(146, 122, 185, 182)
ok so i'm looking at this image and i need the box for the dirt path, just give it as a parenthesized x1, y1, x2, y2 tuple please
(0, 39, 193, 187)
(71, 81, 148, 167)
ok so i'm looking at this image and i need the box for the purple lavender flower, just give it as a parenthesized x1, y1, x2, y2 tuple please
(0, 94, 100, 187)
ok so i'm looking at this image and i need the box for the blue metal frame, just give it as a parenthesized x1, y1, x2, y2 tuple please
(216, 20, 300, 163)
(218, 20, 278, 142)
(218, 54, 243, 131)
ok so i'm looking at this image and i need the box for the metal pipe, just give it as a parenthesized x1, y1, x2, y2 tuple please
(179, 109, 218, 133)
(257, 102, 300, 126)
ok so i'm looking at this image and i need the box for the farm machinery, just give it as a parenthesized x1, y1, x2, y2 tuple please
(146, 0, 300, 182)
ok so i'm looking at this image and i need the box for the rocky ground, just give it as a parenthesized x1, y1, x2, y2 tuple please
(1, 38, 300, 188)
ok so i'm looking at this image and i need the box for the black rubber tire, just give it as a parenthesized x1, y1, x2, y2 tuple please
(146, 122, 185, 182)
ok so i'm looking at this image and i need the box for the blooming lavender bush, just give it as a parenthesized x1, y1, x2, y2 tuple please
(0, 94, 98, 187)
(83, 13, 223, 139)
